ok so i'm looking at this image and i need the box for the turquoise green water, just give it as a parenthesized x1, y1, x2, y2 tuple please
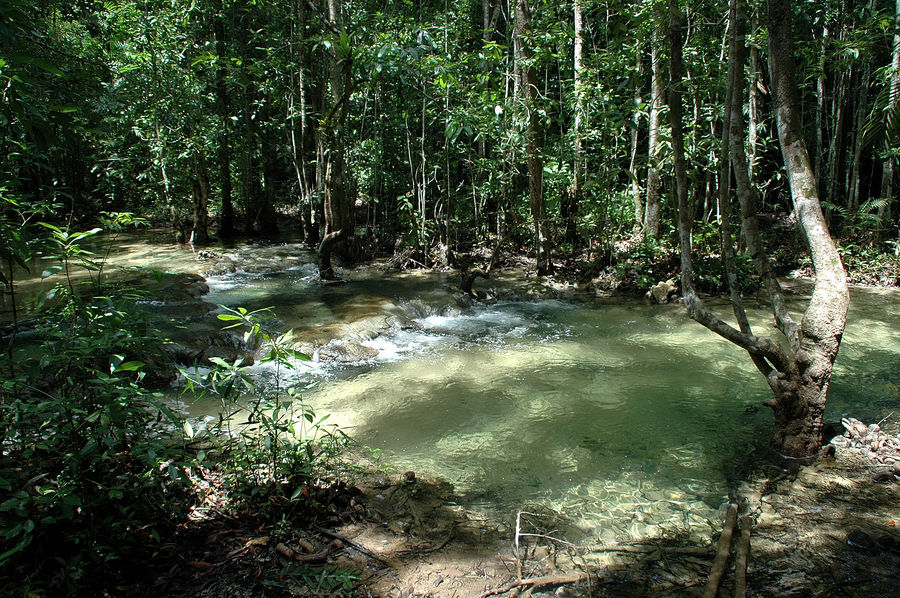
(186, 242, 899, 544)
(9, 236, 898, 544)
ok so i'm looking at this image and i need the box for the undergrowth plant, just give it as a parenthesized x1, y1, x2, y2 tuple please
(181, 306, 349, 505)
(0, 214, 193, 594)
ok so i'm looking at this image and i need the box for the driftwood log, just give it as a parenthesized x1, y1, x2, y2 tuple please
(702, 502, 739, 598)
(733, 515, 752, 598)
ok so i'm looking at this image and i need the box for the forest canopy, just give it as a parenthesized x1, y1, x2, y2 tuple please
(2, 0, 897, 264)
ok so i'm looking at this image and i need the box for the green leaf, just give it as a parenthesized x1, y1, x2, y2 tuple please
(40, 264, 63, 279)
(12, 54, 66, 78)
(113, 361, 144, 372)
(284, 349, 311, 361)
(217, 313, 244, 321)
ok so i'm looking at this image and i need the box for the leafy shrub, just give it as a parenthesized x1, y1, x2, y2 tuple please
(0, 216, 193, 594)
(180, 306, 349, 510)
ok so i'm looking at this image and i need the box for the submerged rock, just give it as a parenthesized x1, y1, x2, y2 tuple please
(317, 339, 380, 363)
(168, 330, 259, 367)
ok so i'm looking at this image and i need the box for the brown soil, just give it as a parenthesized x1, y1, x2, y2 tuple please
(129, 418, 900, 598)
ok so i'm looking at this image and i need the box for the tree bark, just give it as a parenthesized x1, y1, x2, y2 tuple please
(513, 0, 552, 274)
(644, 11, 665, 239)
(880, 0, 900, 227)
(630, 48, 644, 238)
(767, 0, 849, 455)
(565, 0, 585, 246)
(214, 0, 234, 239)
(671, 0, 849, 457)
(191, 152, 210, 245)
(318, 0, 355, 279)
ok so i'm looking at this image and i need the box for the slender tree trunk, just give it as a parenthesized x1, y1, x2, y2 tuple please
(514, 0, 552, 274)
(747, 9, 761, 185)
(848, 1, 875, 213)
(630, 49, 644, 238)
(259, 106, 280, 236)
(880, 0, 900, 227)
(191, 152, 210, 245)
(645, 14, 665, 239)
(318, 0, 354, 279)
(214, 0, 234, 238)
(814, 26, 828, 191)
(565, 0, 585, 247)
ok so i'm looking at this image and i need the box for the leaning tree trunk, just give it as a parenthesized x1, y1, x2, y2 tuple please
(670, 0, 849, 457)
(766, 0, 849, 455)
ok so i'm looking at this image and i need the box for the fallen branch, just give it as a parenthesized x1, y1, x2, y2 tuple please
(312, 524, 392, 567)
(589, 544, 711, 556)
(275, 541, 333, 563)
(477, 573, 591, 598)
(733, 515, 752, 598)
(702, 503, 739, 598)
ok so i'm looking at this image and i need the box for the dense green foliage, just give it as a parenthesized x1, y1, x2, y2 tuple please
(0, 214, 348, 594)
(2, 0, 896, 268)
(0, 0, 897, 591)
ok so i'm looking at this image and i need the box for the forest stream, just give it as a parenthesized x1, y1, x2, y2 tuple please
(7, 233, 900, 595)
(55, 237, 900, 528)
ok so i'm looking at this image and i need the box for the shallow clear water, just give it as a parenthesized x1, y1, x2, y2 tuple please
(12, 236, 899, 545)
(168, 240, 899, 545)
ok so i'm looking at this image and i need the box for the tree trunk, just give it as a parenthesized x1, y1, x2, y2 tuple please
(671, 0, 849, 457)
(747, 9, 761, 185)
(880, 0, 900, 228)
(565, 0, 585, 247)
(191, 152, 210, 245)
(644, 13, 665, 239)
(259, 106, 280, 236)
(514, 0, 552, 275)
(630, 48, 644, 238)
(214, 0, 234, 239)
(767, 0, 849, 455)
(318, 0, 354, 279)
